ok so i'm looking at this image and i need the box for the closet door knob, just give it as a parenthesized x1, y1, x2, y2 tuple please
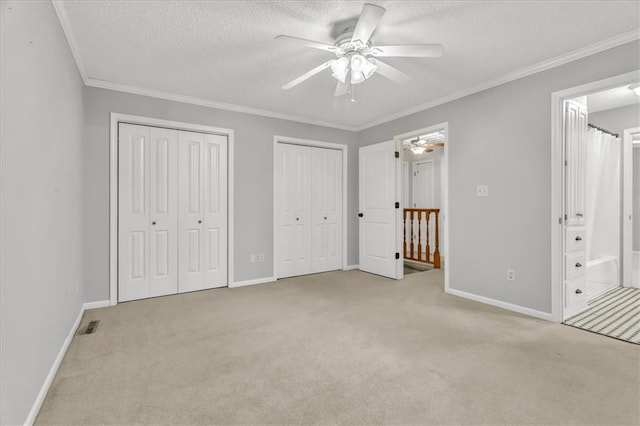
(575, 262, 582, 268)
(575, 236, 582, 241)
(151, 221, 156, 225)
(576, 213, 583, 217)
(358, 213, 364, 217)
(575, 289, 582, 294)
(324, 217, 327, 220)
(296, 217, 299, 221)
(198, 220, 202, 224)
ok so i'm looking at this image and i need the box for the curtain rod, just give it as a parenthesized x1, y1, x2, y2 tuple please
(588, 123, 619, 138)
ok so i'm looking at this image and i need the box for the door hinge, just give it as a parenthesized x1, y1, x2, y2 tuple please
(564, 160, 568, 166)
(395, 202, 400, 208)
(395, 151, 399, 158)
(564, 214, 568, 220)
(395, 252, 400, 260)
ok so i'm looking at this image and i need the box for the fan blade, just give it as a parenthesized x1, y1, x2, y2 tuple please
(334, 80, 349, 97)
(282, 60, 333, 90)
(275, 35, 335, 52)
(351, 3, 386, 44)
(372, 44, 444, 58)
(374, 60, 411, 84)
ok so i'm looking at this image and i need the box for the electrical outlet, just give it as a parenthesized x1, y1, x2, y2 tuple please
(507, 269, 516, 282)
(476, 185, 489, 197)
(258, 253, 265, 262)
(249, 254, 256, 264)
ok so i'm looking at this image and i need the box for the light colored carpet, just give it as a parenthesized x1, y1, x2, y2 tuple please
(565, 287, 640, 344)
(37, 270, 639, 425)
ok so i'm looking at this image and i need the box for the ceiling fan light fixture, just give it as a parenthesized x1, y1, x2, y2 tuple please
(351, 70, 366, 85)
(362, 58, 377, 79)
(411, 146, 426, 155)
(330, 57, 349, 83)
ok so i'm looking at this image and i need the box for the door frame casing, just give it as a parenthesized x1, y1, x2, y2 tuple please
(394, 122, 450, 289)
(550, 70, 640, 322)
(622, 127, 640, 288)
(109, 113, 235, 306)
(272, 135, 349, 278)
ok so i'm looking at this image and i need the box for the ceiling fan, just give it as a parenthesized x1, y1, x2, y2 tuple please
(276, 3, 444, 100)
(404, 131, 445, 154)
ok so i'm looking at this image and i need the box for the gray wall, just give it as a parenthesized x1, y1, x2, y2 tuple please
(83, 88, 359, 302)
(590, 103, 640, 251)
(0, 1, 85, 424)
(589, 103, 640, 137)
(359, 41, 640, 314)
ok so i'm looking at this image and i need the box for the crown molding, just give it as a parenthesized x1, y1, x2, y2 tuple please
(52, 0, 639, 134)
(52, 0, 89, 84)
(85, 78, 358, 131)
(354, 29, 640, 131)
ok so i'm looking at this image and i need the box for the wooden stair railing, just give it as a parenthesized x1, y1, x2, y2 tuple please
(403, 208, 441, 268)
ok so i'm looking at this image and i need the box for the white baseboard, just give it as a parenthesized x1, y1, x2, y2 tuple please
(230, 276, 275, 288)
(343, 264, 359, 271)
(445, 288, 554, 322)
(83, 300, 110, 310)
(24, 304, 84, 426)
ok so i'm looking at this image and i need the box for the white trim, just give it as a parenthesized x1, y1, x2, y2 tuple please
(550, 70, 640, 322)
(24, 305, 84, 426)
(230, 277, 275, 288)
(272, 135, 349, 279)
(394, 123, 450, 291)
(109, 113, 235, 305)
(445, 288, 554, 322)
(83, 300, 110, 310)
(343, 264, 359, 270)
(51, 1, 89, 84)
(623, 127, 640, 288)
(356, 30, 640, 131)
(88, 79, 357, 132)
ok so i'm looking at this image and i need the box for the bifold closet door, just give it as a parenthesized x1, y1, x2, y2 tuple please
(118, 124, 178, 302)
(311, 147, 342, 273)
(275, 143, 312, 278)
(178, 131, 228, 292)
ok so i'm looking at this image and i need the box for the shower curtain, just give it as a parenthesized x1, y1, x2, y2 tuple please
(585, 128, 620, 262)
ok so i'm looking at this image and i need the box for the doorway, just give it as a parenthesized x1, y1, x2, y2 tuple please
(552, 71, 640, 343)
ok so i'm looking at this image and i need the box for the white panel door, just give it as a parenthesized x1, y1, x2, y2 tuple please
(311, 147, 342, 273)
(178, 131, 228, 292)
(148, 127, 178, 297)
(275, 143, 312, 278)
(413, 160, 434, 208)
(359, 141, 399, 279)
(564, 100, 588, 226)
(118, 124, 178, 302)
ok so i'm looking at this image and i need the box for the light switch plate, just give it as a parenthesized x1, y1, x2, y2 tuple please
(476, 185, 489, 197)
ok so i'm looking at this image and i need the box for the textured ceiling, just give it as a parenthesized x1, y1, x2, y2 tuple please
(587, 85, 640, 113)
(57, 1, 640, 129)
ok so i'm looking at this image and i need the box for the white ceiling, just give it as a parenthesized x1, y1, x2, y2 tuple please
(587, 85, 640, 113)
(56, 1, 640, 130)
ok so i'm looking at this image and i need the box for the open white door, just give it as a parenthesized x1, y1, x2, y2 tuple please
(359, 140, 400, 279)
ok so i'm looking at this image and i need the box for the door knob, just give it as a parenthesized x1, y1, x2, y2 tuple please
(575, 262, 582, 268)
(151, 221, 156, 225)
(198, 220, 202, 224)
(358, 213, 363, 217)
(296, 217, 299, 221)
(575, 289, 582, 294)
(324, 217, 327, 220)
(575, 236, 582, 241)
